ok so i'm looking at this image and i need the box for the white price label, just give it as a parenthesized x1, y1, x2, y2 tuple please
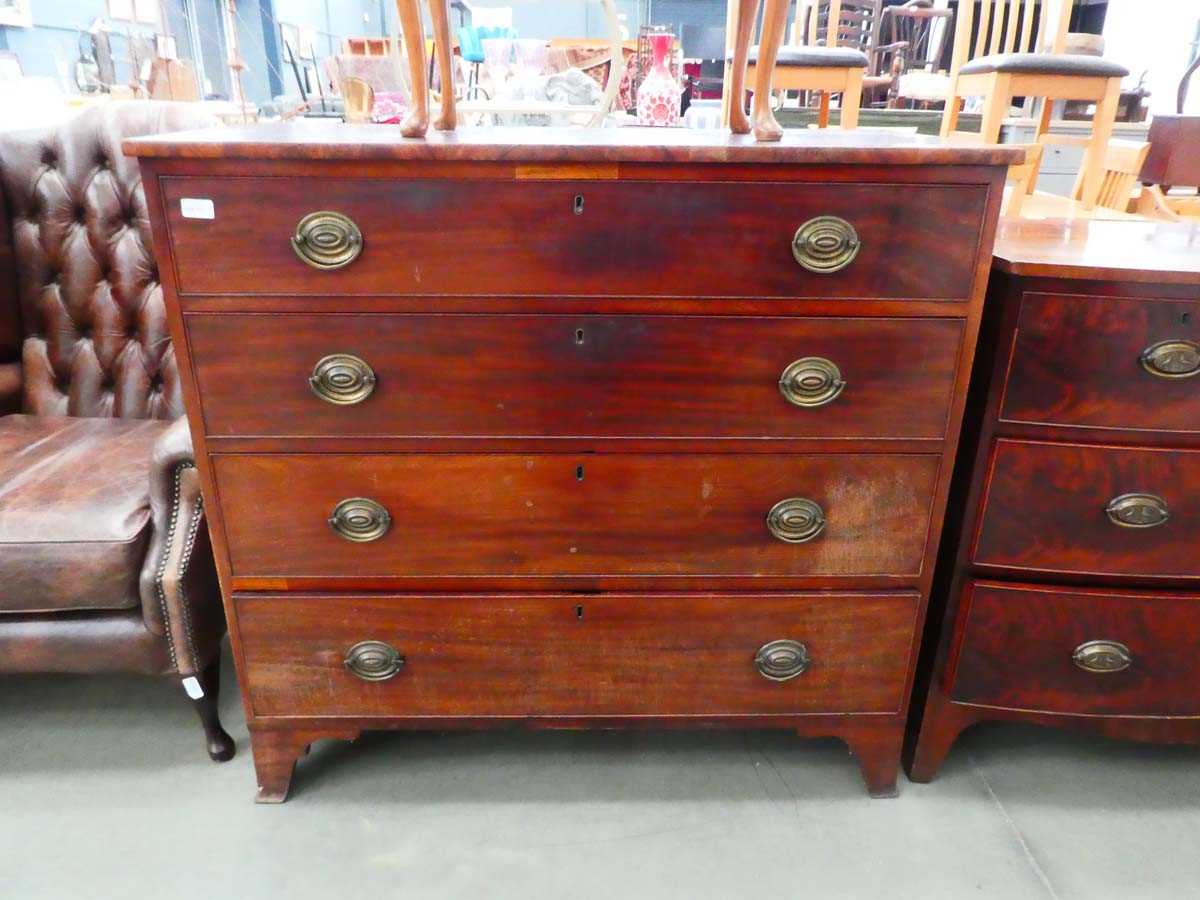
(180, 197, 215, 220)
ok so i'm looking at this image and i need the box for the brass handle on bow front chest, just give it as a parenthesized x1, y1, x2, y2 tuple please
(1140, 339, 1200, 379)
(291, 210, 363, 270)
(344, 640, 405, 681)
(779, 357, 845, 408)
(791, 216, 860, 274)
(328, 497, 391, 542)
(1072, 640, 1132, 674)
(309, 354, 377, 405)
(1104, 492, 1169, 529)
(754, 640, 810, 681)
(766, 497, 826, 543)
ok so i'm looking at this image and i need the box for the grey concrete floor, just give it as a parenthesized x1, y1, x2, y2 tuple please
(2, 650, 1198, 900)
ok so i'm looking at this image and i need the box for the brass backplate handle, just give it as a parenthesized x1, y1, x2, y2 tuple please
(1072, 640, 1132, 674)
(344, 640, 405, 681)
(1140, 339, 1200, 379)
(766, 497, 826, 543)
(792, 216, 860, 274)
(1105, 492, 1169, 528)
(329, 497, 392, 542)
(310, 353, 377, 405)
(292, 210, 363, 270)
(755, 639, 810, 681)
(779, 357, 845, 408)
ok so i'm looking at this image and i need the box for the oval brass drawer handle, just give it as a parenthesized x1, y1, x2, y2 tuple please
(779, 357, 845, 408)
(1140, 339, 1200, 379)
(329, 497, 391, 542)
(291, 210, 363, 270)
(310, 353, 377, 405)
(344, 640, 405, 681)
(1072, 640, 1132, 674)
(766, 497, 826, 543)
(755, 639, 810, 681)
(1104, 492, 1169, 529)
(792, 216, 860, 274)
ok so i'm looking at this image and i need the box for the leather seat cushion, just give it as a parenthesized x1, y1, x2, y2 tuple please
(959, 53, 1129, 78)
(0, 415, 169, 613)
(733, 46, 869, 68)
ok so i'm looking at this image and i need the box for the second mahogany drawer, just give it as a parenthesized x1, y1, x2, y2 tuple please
(212, 452, 940, 582)
(186, 313, 963, 440)
(1000, 292, 1200, 433)
(972, 439, 1200, 581)
(236, 591, 919, 719)
(948, 579, 1200, 717)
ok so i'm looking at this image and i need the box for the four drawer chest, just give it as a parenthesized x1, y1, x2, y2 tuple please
(907, 219, 1200, 781)
(127, 125, 1016, 801)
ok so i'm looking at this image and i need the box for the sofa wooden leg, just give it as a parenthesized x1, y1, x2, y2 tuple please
(190, 658, 235, 763)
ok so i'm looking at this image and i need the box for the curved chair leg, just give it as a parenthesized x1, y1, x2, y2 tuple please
(751, 0, 791, 141)
(190, 658, 235, 762)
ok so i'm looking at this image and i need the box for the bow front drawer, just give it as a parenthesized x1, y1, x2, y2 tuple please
(212, 452, 939, 587)
(1000, 292, 1200, 432)
(185, 313, 963, 440)
(972, 439, 1200, 581)
(948, 580, 1200, 717)
(236, 591, 919, 719)
(160, 177, 986, 299)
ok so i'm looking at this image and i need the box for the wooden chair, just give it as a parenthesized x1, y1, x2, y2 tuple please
(999, 142, 1043, 216)
(341, 76, 375, 123)
(1070, 138, 1149, 213)
(727, 0, 869, 136)
(940, 0, 1128, 209)
(871, 0, 955, 109)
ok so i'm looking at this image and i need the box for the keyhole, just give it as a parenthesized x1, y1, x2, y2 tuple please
(576, 464, 585, 481)
(1183, 312, 1191, 325)
(575, 605, 584, 620)
(575, 328, 585, 344)
(573, 194, 584, 215)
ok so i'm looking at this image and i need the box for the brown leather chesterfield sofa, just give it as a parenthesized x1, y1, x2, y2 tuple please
(0, 102, 233, 761)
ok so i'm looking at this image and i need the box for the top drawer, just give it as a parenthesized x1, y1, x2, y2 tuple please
(1000, 292, 1200, 434)
(159, 177, 987, 300)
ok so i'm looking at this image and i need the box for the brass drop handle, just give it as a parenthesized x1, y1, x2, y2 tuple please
(755, 639, 810, 681)
(344, 640, 405, 681)
(1140, 339, 1200, 379)
(291, 210, 363, 270)
(1072, 640, 1132, 674)
(1104, 492, 1169, 529)
(792, 216, 860, 274)
(329, 497, 391, 542)
(766, 497, 826, 543)
(779, 357, 845, 408)
(310, 353, 377, 405)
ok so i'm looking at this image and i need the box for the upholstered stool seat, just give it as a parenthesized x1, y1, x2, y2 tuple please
(737, 45, 869, 68)
(0, 415, 169, 613)
(959, 53, 1129, 79)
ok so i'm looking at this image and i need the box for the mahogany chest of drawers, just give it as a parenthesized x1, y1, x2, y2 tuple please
(907, 219, 1200, 781)
(127, 125, 1014, 802)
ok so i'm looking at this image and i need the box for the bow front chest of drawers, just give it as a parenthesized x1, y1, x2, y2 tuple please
(907, 219, 1200, 781)
(127, 126, 1015, 802)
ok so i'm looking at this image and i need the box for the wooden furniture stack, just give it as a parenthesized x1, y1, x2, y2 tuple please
(127, 125, 1015, 802)
(908, 218, 1200, 781)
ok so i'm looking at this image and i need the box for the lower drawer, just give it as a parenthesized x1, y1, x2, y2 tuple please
(236, 592, 919, 719)
(948, 580, 1200, 717)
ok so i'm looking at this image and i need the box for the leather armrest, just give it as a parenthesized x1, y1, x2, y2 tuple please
(138, 416, 224, 678)
(0, 361, 20, 414)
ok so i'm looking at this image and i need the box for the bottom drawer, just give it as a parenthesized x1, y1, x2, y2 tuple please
(948, 580, 1200, 717)
(237, 592, 919, 719)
